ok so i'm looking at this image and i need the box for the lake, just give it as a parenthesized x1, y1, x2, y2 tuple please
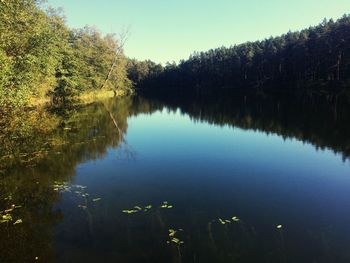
(1, 92, 350, 262)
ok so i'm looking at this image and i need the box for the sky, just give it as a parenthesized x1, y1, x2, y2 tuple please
(47, 0, 350, 64)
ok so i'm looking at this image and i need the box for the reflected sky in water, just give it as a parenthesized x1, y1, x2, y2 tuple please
(57, 102, 350, 262)
(1, 95, 350, 263)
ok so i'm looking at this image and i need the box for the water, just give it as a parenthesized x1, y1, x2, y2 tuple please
(1, 93, 350, 262)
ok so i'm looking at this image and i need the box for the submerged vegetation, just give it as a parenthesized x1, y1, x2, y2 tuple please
(0, 0, 132, 110)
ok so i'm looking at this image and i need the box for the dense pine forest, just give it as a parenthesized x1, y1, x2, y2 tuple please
(130, 15, 350, 95)
(0, 0, 132, 110)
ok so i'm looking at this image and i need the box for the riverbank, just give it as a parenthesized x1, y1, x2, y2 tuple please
(28, 89, 129, 108)
(77, 89, 128, 104)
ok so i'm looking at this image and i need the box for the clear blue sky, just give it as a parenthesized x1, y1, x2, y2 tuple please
(47, 0, 350, 64)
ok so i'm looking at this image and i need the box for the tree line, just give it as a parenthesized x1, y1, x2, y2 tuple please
(129, 15, 350, 94)
(2, 1, 350, 110)
(0, 0, 132, 110)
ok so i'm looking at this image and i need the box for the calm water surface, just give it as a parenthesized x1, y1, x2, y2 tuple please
(1, 94, 350, 262)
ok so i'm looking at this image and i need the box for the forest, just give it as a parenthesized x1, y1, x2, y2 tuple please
(0, 0, 132, 111)
(130, 15, 350, 95)
(1, 1, 350, 112)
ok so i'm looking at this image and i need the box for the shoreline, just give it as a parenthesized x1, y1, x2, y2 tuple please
(28, 89, 128, 108)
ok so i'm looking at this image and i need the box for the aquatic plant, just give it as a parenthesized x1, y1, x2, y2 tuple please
(160, 201, 173, 209)
(122, 209, 139, 214)
(217, 216, 240, 225)
(167, 228, 185, 246)
(0, 204, 23, 225)
(13, 219, 23, 225)
(122, 204, 153, 214)
(232, 216, 240, 222)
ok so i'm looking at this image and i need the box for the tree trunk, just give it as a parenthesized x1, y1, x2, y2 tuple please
(336, 51, 342, 81)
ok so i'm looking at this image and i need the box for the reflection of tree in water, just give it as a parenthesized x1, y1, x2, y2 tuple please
(102, 100, 136, 161)
(140, 90, 350, 160)
(1, 92, 350, 262)
(0, 97, 137, 262)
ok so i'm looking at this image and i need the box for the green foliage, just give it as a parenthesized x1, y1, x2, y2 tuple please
(51, 26, 133, 105)
(0, 0, 60, 106)
(127, 59, 163, 84)
(133, 15, 350, 92)
(0, 0, 133, 109)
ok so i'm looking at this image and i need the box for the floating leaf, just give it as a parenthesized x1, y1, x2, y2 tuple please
(2, 214, 12, 222)
(0, 216, 12, 223)
(93, 198, 101, 202)
(134, 206, 142, 210)
(169, 229, 177, 237)
(160, 201, 173, 209)
(13, 219, 23, 225)
(219, 218, 226, 225)
(4, 195, 12, 201)
(143, 205, 152, 212)
(167, 228, 185, 246)
(170, 238, 184, 245)
(232, 216, 240, 222)
(171, 238, 180, 244)
(122, 209, 138, 214)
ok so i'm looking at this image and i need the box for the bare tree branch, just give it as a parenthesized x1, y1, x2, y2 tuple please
(101, 26, 131, 90)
